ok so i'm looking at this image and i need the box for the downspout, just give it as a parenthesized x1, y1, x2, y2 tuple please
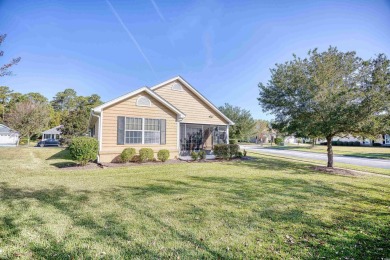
(91, 110, 102, 163)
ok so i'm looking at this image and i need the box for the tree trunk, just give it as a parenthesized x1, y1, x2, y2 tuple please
(326, 136, 333, 168)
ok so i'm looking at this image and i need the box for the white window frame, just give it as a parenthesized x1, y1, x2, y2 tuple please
(124, 117, 161, 145)
(136, 96, 151, 107)
(125, 117, 143, 144)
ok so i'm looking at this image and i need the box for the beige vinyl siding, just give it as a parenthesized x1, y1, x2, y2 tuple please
(100, 92, 178, 162)
(154, 81, 228, 125)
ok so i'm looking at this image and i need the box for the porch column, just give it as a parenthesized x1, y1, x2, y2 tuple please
(226, 125, 229, 144)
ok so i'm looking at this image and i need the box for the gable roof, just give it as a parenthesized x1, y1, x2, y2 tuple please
(0, 124, 18, 134)
(92, 87, 186, 119)
(42, 125, 63, 135)
(151, 76, 234, 125)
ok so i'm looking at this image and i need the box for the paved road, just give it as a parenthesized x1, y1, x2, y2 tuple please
(241, 145, 390, 170)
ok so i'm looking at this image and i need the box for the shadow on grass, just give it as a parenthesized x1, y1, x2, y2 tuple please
(340, 152, 390, 160)
(45, 149, 77, 168)
(0, 153, 389, 259)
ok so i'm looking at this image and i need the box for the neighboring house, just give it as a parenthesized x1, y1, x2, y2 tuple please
(0, 124, 19, 146)
(89, 76, 234, 162)
(42, 125, 63, 140)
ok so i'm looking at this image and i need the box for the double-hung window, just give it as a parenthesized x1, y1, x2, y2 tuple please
(123, 117, 161, 144)
(144, 119, 160, 144)
(125, 117, 142, 144)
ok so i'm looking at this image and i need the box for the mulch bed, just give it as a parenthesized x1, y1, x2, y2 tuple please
(59, 157, 251, 171)
(310, 166, 363, 177)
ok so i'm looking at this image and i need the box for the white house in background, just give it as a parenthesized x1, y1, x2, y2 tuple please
(0, 124, 19, 146)
(42, 125, 63, 140)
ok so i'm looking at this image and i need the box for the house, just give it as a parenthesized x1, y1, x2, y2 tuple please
(89, 76, 234, 162)
(42, 125, 63, 140)
(0, 124, 19, 146)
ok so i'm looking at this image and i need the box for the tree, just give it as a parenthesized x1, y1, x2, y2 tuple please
(258, 47, 390, 167)
(254, 119, 272, 144)
(218, 103, 256, 141)
(61, 109, 90, 137)
(51, 88, 77, 111)
(0, 86, 13, 122)
(0, 34, 21, 77)
(6, 100, 50, 145)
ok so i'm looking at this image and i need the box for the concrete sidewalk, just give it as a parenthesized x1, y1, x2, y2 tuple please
(241, 145, 390, 169)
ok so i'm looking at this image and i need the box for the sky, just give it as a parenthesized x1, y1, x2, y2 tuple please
(0, 0, 389, 120)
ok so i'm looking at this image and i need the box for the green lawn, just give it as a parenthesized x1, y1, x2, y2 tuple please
(263, 144, 390, 160)
(0, 147, 389, 259)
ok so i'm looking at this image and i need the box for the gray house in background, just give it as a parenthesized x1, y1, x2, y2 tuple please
(0, 124, 19, 146)
(42, 125, 63, 140)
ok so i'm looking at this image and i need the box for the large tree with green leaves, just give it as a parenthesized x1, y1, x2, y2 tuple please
(258, 47, 390, 167)
(218, 103, 256, 141)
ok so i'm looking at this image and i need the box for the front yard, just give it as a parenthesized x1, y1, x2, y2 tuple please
(0, 147, 389, 258)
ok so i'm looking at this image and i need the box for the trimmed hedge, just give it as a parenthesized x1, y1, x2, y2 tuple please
(139, 148, 154, 162)
(213, 144, 240, 160)
(69, 137, 99, 166)
(229, 139, 238, 144)
(120, 148, 136, 163)
(157, 149, 170, 162)
(322, 141, 362, 146)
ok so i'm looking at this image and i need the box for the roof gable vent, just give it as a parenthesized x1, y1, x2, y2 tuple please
(136, 96, 151, 107)
(171, 83, 183, 91)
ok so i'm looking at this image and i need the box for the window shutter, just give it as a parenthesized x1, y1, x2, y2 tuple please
(117, 116, 125, 145)
(160, 119, 166, 145)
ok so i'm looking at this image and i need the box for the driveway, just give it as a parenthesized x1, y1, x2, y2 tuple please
(241, 145, 390, 169)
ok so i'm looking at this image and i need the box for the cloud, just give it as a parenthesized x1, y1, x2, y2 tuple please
(105, 0, 156, 75)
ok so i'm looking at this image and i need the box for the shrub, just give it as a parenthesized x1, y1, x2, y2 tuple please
(198, 150, 206, 160)
(274, 137, 283, 145)
(373, 143, 382, 147)
(229, 139, 238, 144)
(237, 151, 243, 158)
(320, 142, 327, 145)
(214, 144, 230, 159)
(157, 149, 170, 162)
(214, 144, 240, 160)
(120, 148, 136, 163)
(69, 137, 99, 166)
(139, 148, 154, 162)
(229, 144, 240, 158)
(191, 151, 199, 161)
(353, 141, 361, 146)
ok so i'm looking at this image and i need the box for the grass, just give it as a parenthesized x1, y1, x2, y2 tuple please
(263, 144, 390, 160)
(0, 147, 389, 259)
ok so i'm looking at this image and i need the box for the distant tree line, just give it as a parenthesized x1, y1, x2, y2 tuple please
(0, 86, 103, 144)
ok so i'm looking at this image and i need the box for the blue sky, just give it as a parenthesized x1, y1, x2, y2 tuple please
(1, 0, 389, 120)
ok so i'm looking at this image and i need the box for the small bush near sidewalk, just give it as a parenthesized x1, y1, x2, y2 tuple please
(68, 137, 98, 166)
(157, 149, 170, 162)
(120, 148, 136, 163)
(139, 148, 154, 162)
